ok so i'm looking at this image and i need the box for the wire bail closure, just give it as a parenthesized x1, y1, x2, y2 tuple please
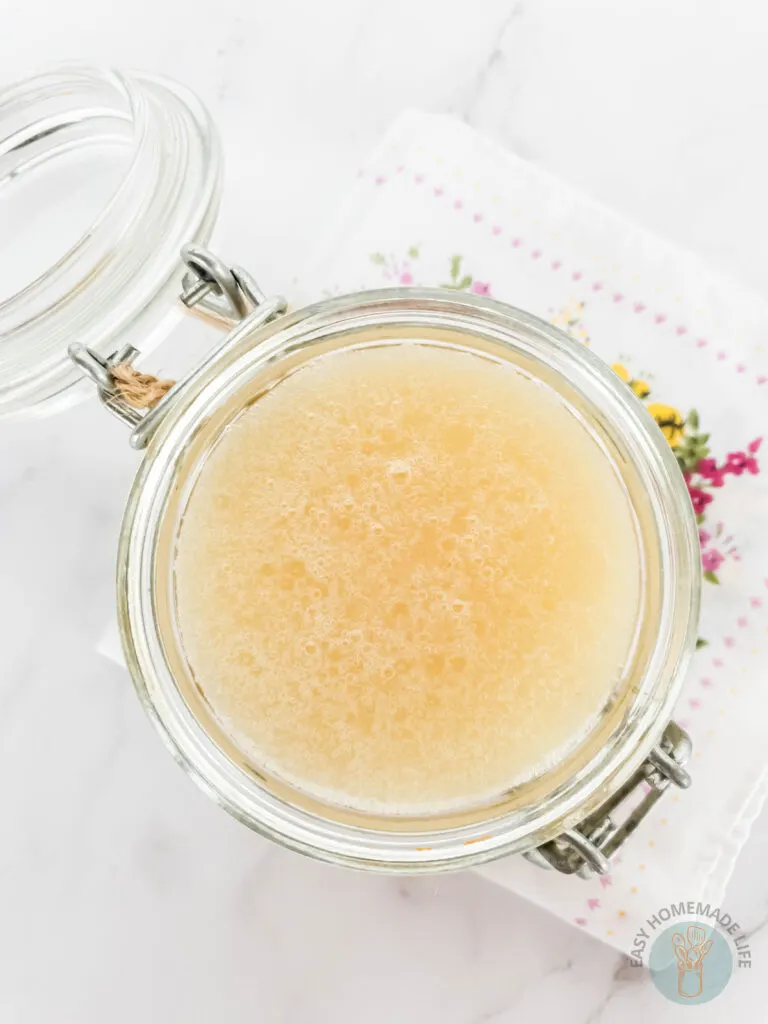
(68, 244, 287, 447)
(523, 720, 692, 877)
(179, 243, 267, 323)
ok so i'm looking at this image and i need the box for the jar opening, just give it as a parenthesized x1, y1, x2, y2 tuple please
(172, 339, 644, 818)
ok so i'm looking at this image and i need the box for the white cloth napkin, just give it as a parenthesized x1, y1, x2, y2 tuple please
(101, 111, 768, 954)
(300, 112, 768, 953)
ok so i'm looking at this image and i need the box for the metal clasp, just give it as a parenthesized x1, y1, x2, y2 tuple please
(525, 720, 692, 878)
(69, 342, 146, 429)
(179, 244, 267, 325)
(68, 244, 287, 447)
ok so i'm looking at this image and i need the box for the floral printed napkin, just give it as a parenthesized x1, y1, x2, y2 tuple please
(300, 111, 768, 953)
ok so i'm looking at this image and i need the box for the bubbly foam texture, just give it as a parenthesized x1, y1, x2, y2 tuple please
(175, 344, 640, 813)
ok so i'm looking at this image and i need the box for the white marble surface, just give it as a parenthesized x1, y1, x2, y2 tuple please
(3, 1, 768, 1020)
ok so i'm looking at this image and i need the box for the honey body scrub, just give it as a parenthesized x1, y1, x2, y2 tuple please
(175, 343, 640, 814)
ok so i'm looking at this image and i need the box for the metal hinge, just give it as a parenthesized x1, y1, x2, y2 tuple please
(524, 720, 692, 878)
(178, 244, 268, 325)
(69, 245, 286, 447)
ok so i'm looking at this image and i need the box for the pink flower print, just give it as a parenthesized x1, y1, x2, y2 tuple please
(688, 486, 714, 516)
(748, 437, 763, 454)
(726, 452, 746, 474)
(697, 458, 726, 487)
(698, 528, 711, 547)
(725, 451, 754, 476)
(471, 281, 491, 296)
(702, 549, 725, 573)
(399, 271, 413, 285)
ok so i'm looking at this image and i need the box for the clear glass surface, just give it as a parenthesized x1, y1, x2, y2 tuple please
(0, 63, 222, 419)
(117, 288, 701, 872)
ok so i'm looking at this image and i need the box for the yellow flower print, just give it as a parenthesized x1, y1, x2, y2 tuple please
(646, 402, 685, 447)
(611, 363, 650, 399)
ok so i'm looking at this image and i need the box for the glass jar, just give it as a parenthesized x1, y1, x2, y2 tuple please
(1, 64, 700, 877)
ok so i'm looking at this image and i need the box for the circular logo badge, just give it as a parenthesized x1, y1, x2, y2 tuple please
(649, 921, 733, 1004)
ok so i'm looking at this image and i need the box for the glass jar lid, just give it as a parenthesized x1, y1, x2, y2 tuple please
(0, 63, 222, 419)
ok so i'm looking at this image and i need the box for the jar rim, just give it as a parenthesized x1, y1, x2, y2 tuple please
(0, 63, 222, 419)
(118, 287, 701, 871)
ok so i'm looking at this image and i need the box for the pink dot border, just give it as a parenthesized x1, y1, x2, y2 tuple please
(362, 168, 768, 392)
